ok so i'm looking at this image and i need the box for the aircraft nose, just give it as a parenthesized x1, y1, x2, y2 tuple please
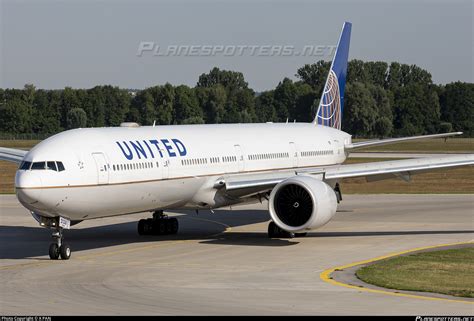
(15, 171, 43, 204)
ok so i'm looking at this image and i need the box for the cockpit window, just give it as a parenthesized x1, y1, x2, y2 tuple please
(57, 161, 65, 172)
(19, 161, 32, 170)
(31, 162, 46, 170)
(26, 161, 65, 171)
(46, 161, 57, 171)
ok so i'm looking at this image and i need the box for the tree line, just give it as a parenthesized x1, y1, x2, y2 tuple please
(0, 60, 472, 138)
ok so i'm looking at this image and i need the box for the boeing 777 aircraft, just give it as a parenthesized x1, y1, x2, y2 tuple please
(1, 22, 473, 260)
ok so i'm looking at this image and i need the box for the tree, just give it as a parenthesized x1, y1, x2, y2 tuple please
(439, 82, 474, 136)
(0, 61, 471, 138)
(128, 89, 153, 125)
(343, 82, 378, 137)
(255, 91, 276, 122)
(368, 84, 393, 137)
(153, 83, 175, 125)
(0, 99, 32, 133)
(295, 60, 331, 94)
(365, 62, 388, 87)
(66, 108, 87, 129)
(196, 85, 227, 124)
(273, 78, 297, 122)
(294, 83, 317, 122)
(392, 84, 426, 136)
(33, 89, 61, 134)
(60, 87, 81, 128)
(386, 62, 402, 90)
(347, 60, 369, 84)
(232, 88, 257, 123)
(173, 85, 203, 124)
(84, 87, 105, 127)
(197, 67, 248, 92)
(102, 86, 131, 127)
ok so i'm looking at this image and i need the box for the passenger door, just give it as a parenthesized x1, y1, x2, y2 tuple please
(234, 144, 245, 172)
(289, 142, 299, 167)
(161, 152, 170, 179)
(91, 152, 109, 184)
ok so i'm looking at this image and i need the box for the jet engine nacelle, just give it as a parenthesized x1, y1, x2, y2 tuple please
(268, 176, 338, 232)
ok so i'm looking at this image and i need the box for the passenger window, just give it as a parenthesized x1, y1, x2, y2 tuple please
(46, 161, 57, 171)
(57, 162, 65, 172)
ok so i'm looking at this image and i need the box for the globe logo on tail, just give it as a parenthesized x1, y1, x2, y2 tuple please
(316, 70, 341, 130)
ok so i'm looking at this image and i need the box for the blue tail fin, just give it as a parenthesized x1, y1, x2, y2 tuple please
(313, 22, 351, 130)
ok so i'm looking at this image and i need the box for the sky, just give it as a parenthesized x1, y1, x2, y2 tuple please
(1, 0, 472, 91)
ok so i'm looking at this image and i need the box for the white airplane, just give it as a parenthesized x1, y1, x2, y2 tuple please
(1, 22, 473, 260)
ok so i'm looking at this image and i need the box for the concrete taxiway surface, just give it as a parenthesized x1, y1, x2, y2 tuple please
(0, 194, 473, 315)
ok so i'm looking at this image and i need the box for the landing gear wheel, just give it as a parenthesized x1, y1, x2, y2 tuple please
(268, 221, 279, 238)
(165, 220, 174, 234)
(170, 218, 179, 234)
(49, 243, 60, 260)
(284, 231, 295, 239)
(138, 219, 146, 235)
(138, 212, 179, 236)
(49, 224, 71, 260)
(60, 244, 71, 260)
(267, 221, 295, 239)
(156, 221, 165, 235)
(143, 219, 153, 235)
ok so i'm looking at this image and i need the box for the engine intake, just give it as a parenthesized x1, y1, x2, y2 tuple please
(269, 176, 337, 232)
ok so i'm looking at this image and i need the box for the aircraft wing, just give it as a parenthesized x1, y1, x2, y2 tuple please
(345, 132, 463, 151)
(0, 147, 28, 164)
(220, 154, 474, 198)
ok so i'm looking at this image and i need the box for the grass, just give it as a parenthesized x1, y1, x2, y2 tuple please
(356, 247, 474, 298)
(0, 161, 18, 194)
(354, 137, 474, 153)
(0, 140, 40, 149)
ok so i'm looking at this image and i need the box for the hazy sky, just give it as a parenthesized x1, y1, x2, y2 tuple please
(1, 0, 472, 91)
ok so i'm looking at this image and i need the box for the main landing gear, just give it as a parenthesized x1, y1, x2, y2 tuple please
(49, 228, 71, 260)
(267, 221, 307, 239)
(138, 210, 179, 236)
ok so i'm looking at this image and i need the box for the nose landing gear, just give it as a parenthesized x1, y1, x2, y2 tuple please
(137, 210, 179, 236)
(49, 228, 71, 260)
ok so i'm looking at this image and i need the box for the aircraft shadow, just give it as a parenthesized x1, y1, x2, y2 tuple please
(200, 230, 474, 246)
(1, 207, 472, 259)
(0, 209, 274, 259)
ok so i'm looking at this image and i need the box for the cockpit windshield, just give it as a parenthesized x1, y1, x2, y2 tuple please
(31, 162, 46, 170)
(19, 161, 65, 171)
(19, 161, 31, 170)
